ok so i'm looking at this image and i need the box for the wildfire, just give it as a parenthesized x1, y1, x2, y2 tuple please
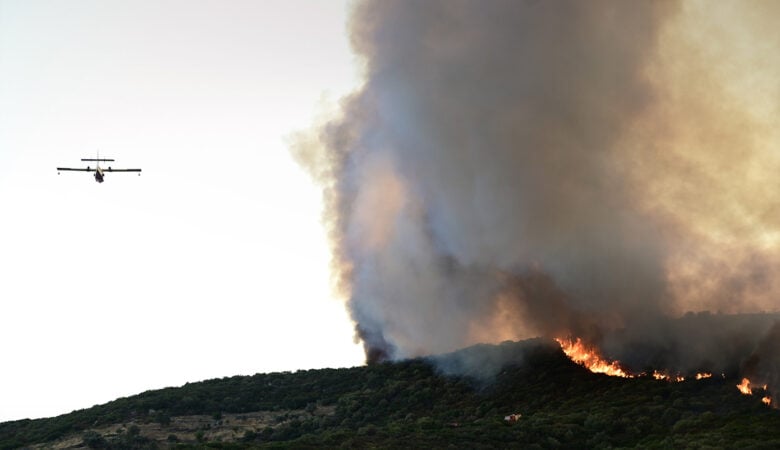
(653, 371, 685, 382)
(556, 338, 773, 406)
(652, 371, 711, 382)
(555, 337, 633, 378)
(735, 378, 774, 406)
(737, 378, 752, 395)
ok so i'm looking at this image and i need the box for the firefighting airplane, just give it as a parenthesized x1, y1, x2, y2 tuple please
(57, 157, 142, 183)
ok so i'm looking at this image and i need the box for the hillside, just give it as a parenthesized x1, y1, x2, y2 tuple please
(2, 338, 779, 449)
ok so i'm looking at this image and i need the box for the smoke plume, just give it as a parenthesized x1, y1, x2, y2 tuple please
(292, 0, 780, 387)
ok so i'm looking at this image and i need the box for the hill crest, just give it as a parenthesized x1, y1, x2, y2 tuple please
(2, 338, 778, 449)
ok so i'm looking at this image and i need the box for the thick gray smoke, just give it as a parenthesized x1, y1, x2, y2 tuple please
(293, 0, 780, 392)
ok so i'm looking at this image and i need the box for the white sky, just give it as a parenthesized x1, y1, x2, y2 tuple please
(0, 0, 364, 422)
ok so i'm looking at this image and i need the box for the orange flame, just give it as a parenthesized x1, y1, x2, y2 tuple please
(557, 339, 774, 408)
(556, 337, 764, 402)
(653, 370, 685, 382)
(736, 378, 774, 406)
(737, 378, 752, 395)
(555, 337, 633, 378)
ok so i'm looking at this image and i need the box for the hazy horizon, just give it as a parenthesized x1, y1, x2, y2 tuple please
(0, 0, 365, 422)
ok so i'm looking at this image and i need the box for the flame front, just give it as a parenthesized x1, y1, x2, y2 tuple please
(735, 378, 774, 406)
(557, 339, 773, 406)
(653, 371, 685, 382)
(555, 338, 633, 378)
(737, 378, 752, 395)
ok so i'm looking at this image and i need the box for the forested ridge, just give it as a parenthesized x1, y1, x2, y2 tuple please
(2, 339, 778, 449)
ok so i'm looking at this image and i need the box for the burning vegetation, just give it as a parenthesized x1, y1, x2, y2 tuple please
(555, 338, 634, 379)
(736, 378, 773, 406)
(556, 337, 773, 406)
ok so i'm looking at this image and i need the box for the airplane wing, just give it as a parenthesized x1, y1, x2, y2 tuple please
(57, 167, 96, 172)
(103, 168, 142, 172)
